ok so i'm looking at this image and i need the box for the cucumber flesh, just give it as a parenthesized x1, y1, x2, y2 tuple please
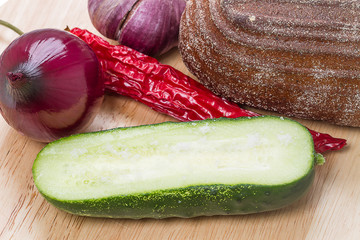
(33, 116, 316, 218)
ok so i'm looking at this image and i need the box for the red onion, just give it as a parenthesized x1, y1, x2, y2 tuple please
(88, 0, 186, 56)
(0, 29, 104, 142)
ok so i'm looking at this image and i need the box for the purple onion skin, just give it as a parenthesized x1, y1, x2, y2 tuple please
(88, 0, 186, 56)
(0, 29, 104, 142)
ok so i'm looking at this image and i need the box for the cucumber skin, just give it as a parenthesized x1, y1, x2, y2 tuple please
(33, 116, 315, 219)
(39, 170, 314, 219)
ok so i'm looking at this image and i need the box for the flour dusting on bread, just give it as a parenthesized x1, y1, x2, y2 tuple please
(179, 0, 360, 126)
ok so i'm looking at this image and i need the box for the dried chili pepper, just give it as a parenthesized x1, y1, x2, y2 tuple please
(70, 28, 347, 153)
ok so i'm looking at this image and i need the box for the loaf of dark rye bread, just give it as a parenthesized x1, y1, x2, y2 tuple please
(179, 0, 360, 127)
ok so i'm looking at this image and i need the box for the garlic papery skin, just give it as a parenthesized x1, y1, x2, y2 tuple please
(88, 0, 186, 56)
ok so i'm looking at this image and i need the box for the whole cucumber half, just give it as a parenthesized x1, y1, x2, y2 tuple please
(33, 116, 317, 219)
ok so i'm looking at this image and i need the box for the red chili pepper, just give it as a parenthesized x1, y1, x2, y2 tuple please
(70, 28, 346, 153)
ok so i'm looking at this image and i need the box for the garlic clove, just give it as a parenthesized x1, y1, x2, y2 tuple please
(118, 0, 185, 56)
(88, 0, 138, 39)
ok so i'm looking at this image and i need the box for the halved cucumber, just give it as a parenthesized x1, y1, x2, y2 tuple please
(33, 116, 318, 218)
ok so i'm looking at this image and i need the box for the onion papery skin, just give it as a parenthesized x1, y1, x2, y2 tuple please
(0, 29, 104, 142)
(88, 0, 186, 56)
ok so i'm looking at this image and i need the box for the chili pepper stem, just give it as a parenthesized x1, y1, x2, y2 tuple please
(0, 19, 24, 35)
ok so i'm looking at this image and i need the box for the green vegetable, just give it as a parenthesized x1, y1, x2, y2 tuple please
(33, 116, 317, 219)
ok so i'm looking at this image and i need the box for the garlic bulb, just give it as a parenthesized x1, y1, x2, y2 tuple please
(88, 0, 186, 56)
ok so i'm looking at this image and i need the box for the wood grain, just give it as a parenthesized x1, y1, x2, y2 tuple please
(0, 0, 359, 239)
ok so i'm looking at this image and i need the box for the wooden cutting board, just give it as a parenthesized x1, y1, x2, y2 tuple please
(0, 0, 359, 239)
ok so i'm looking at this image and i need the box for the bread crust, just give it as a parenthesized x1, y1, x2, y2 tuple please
(179, 0, 360, 127)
